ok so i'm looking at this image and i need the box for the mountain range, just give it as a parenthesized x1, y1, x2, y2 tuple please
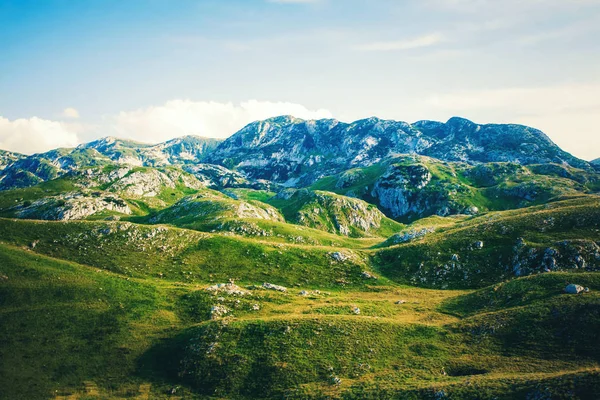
(1, 116, 595, 191)
(1, 116, 600, 399)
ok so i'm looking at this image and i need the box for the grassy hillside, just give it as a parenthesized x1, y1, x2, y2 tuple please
(1, 157, 600, 399)
(373, 195, 600, 289)
(311, 157, 599, 221)
(0, 218, 381, 289)
(1, 241, 599, 399)
(268, 189, 405, 237)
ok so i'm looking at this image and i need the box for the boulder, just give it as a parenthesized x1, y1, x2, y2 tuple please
(263, 282, 287, 292)
(330, 251, 350, 262)
(361, 271, 378, 279)
(564, 284, 587, 294)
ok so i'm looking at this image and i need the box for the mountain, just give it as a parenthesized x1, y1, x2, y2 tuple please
(309, 155, 600, 221)
(0, 149, 25, 171)
(207, 116, 592, 186)
(81, 135, 221, 166)
(0, 135, 221, 190)
(1, 116, 600, 399)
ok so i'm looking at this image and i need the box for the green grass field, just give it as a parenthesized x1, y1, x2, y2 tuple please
(1, 163, 600, 399)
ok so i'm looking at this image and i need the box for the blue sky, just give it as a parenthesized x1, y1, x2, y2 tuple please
(0, 0, 599, 158)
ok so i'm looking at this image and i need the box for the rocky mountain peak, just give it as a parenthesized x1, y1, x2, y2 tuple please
(207, 115, 593, 186)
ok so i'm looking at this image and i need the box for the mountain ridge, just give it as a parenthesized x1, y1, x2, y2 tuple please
(0, 116, 594, 192)
(206, 115, 592, 186)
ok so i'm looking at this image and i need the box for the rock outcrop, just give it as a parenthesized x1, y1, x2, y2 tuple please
(275, 189, 386, 236)
(15, 192, 131, 221)
(206, 116, 592, 186)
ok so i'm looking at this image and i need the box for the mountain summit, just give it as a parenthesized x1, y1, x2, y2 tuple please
(0, 116, 592, 190)
(206, 116, 591, 186)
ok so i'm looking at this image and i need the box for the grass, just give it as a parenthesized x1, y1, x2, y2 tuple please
(1, 236, 599, 399)
(373, 195, 600, 289)
(309, 157, 598, 221)
(1, 160, 600, 398)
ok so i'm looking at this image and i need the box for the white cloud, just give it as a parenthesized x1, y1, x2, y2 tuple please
(111, 100, 333, 143)
(355, 33, 444, 52)
(425, 83, 600, 160)
(62, 107, 80, 119)
(0, 116, 80, 155)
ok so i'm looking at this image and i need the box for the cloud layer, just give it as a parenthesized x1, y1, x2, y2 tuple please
(110, 100, 333, 144)
(62, 107, 80, 119)
(0, 100, 333, 154)
(0, 116, 80, 155)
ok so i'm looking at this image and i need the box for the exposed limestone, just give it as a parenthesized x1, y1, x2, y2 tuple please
(15, 192, 131, 221)
(386, 227, 435, 245)
(205, 282, 248, 296)
(262, 282, 287, 292)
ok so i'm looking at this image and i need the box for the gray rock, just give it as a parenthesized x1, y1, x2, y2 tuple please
(262, 282, 287, 292)
(386, 227, 435, 245)
(361, 271, 378, 279)
(564, 284, 585, 294)
(330, 251, 350, 262)
(210, 305, 229, 319)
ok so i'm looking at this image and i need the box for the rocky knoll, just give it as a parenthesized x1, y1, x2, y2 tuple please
(14, 192, 131, 221)
(72, 166, 204, 197)
(0, 136, 221, 190)
(274, 189, 388, 236)
(148, 190, 284, 227)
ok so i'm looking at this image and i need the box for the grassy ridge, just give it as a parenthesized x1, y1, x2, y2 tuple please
(373, 196, 600, 289)
(0, 218, 377, 289)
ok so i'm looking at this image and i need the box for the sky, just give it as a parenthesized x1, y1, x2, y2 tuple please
(0, 0, 599, 159)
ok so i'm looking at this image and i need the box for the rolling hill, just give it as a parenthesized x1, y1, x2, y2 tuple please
(1, 116, 599, 399)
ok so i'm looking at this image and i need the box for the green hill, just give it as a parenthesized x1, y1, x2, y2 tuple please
(1, 143, 600, 399)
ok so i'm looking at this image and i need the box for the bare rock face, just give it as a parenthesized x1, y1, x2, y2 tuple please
(206, 116, 593, 186)
(371, 164, 432, 219)
(277, 189, 384, 236)
(16, 192, 131, 221)
(0, 150, 25, 172)
(183, 164, 272, 190)
(73, 167, 204, 197)
(384, 227, 436, 246)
